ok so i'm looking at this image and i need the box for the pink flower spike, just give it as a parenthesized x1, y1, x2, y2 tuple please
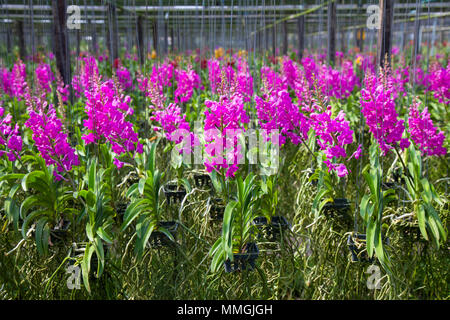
(113, 158, 124, 170)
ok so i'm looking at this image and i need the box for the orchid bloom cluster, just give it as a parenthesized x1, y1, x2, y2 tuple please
(260, 66, 288, 95)
(82, 78, 143, 169)
(256, 64, 359, 177)
(35, 63, 54, 94)
(392, 65, 409, 98)
(0, 60, 27, 99)
(280, 57, 302, 89)
(301, 56, 319, 86)
(72, 56, 100, 98)
(355, 54, 376, 75)
(408, 99, 446, 157)
(207, 59, 223, 94)
(360, 70, 410, 155)
(116, 65, 133, 91)
(24, 92, 79, 180)
(174, 66, 203, 103)
(207, 57, 254, 101)
(138, 76, 166, 111)
(0, 67, 11, 96)
(56, 72, 70, 103)
(296, 55, 360, 100)
(235, 59, 254, 102)
(310, 107, 360, 177)
(316, 61, 359, 99)
(204, 93, 249, 178)
(255, 89, 308, 146)
(151, 103, 199, 154)
(0, 107, 23, 161)
(150, 61, 174, 91)
(425, 61, 450, 105)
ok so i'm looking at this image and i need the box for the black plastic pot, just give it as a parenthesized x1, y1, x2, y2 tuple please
(347, 233, 374, 263)
(50, 219, 71, 245)
(209, 197, 225, 221)
(252, 216, 291, 241)
(224, 242, 259, 273)
(163, 182, 186, 205)
(323, 198, 351, 220)
(193, 172, 212, 189)
(252, 217, 270, 239)
(347, 233, 391, 263)
(270, 216, 291, 239)
(148, 221, 179, 248)
(324, 198, 350, 211)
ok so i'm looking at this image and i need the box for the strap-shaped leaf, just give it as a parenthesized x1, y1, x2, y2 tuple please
(366, 217, 377, 258)
(417, 204, 428, 241)
(136, 219, 156, 259)
(210, 243, 226, 273)
(0, 173, 25, 183)
(424, 203, 447, 243)
(158, 226, 175, 243)
(35, 218, 49, 256)
(126, 183, 139, 198)
(93, 236, 105, 278)
(5, 198, 20, 231)
(81, 243, 95, 293)
(21, 171, 45, 192)
(359, 194, 371, 221)
(222, 201, 237, 261)
(97, 226, 114, 244)
(120, 199, 148, 232)
(21, 209, 50, 239)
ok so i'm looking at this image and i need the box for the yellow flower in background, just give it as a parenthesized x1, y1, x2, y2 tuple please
(238, 50, 247, 58)
(356, 29, 366, 41)
(150, 50, 157, 59)
(355, 56, 363, 65)
(214, 47, 224, 59)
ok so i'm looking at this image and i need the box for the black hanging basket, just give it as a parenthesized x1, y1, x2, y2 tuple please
(252, 216, 291, 241)
(148, 221, 179, 248)
(323, 198, 351, 215)
(163, 182, 186, 205)
(347, 233, 374, 263)
(193, 172, 212, 189)
(209, 197, 225, 221)
(270, 216, 291, 239)
(49, 219, 71, 245)
(224, 242, 259, 273)
(347, 233, 391, 263)
(323, 199, 352, 226)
